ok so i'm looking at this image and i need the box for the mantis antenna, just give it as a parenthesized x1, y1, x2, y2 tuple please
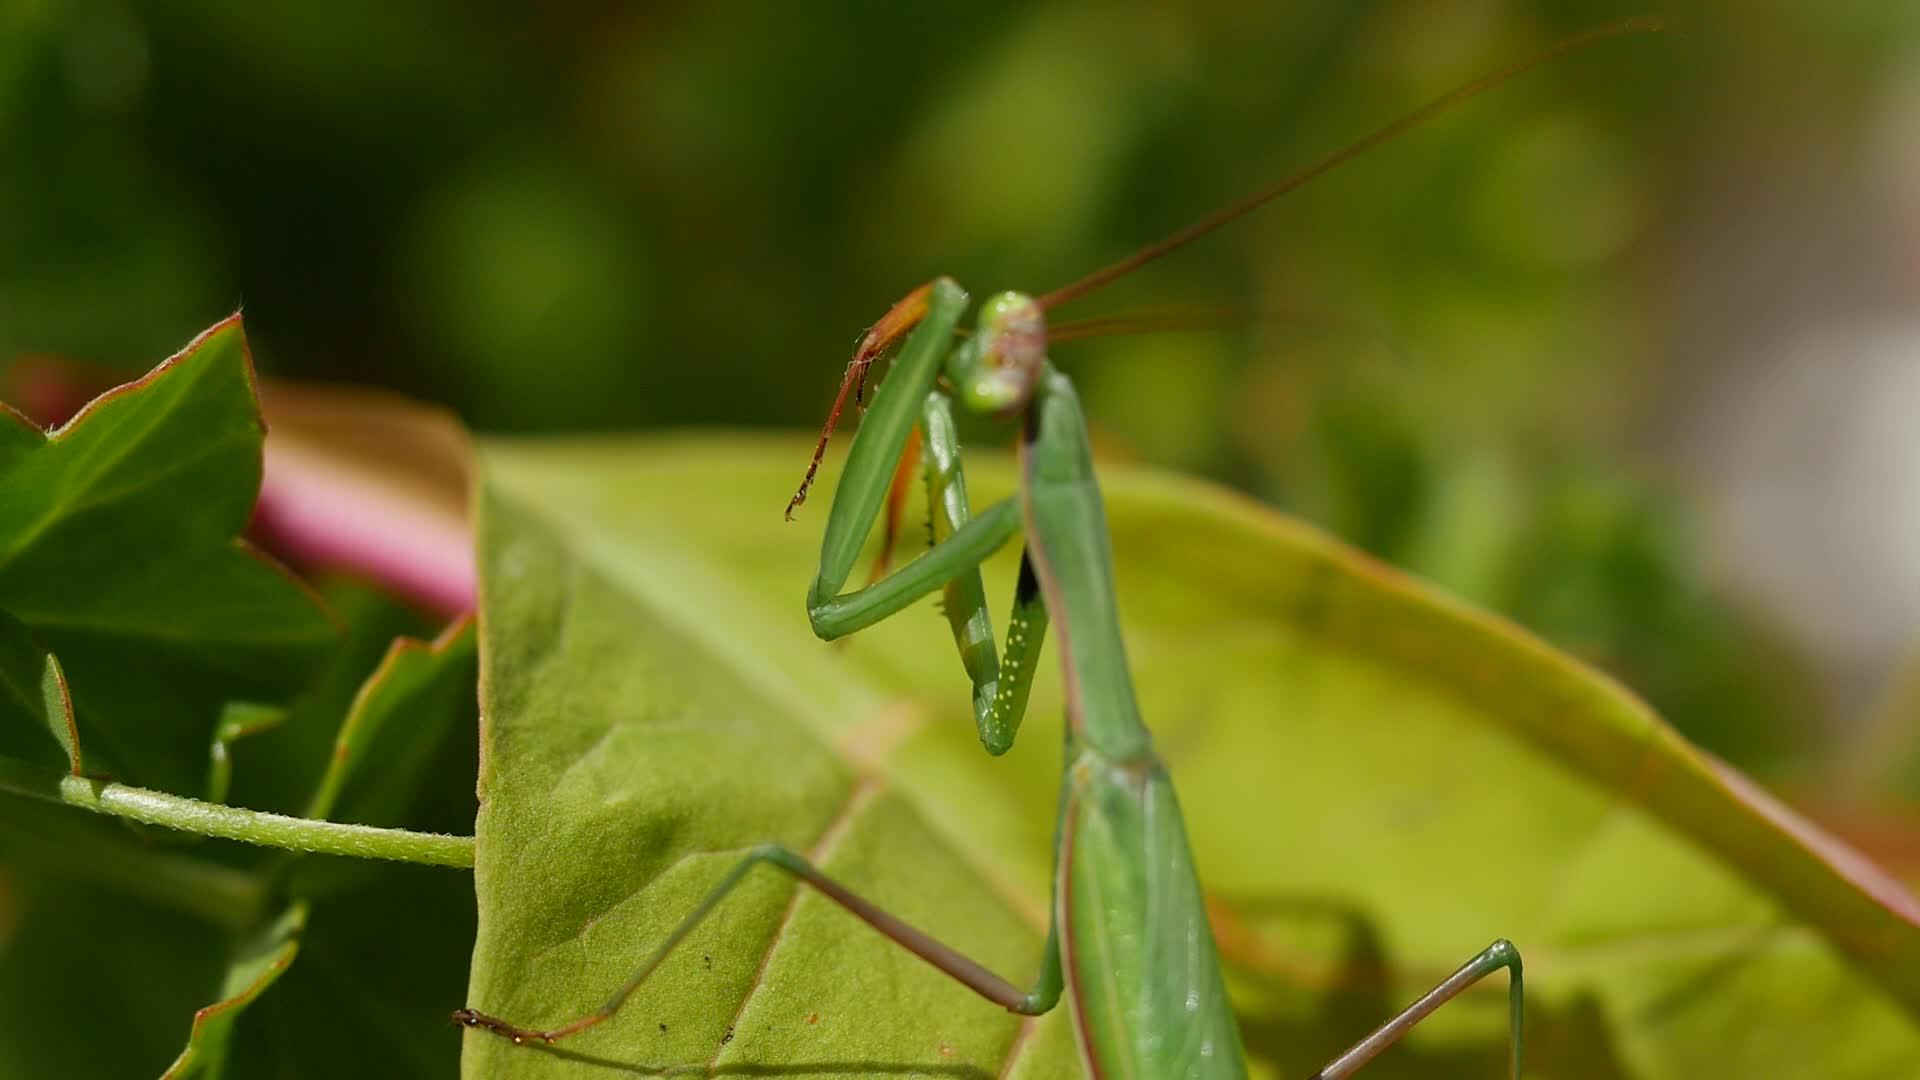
(785, 13, 1671, 519)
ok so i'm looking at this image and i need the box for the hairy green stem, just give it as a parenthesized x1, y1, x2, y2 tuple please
(0, 756, 474, 868)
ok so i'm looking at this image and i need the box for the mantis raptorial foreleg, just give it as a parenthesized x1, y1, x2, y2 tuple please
(802, 279, 1052, 755)
(919, 390, 1052, 753)
(863, 424, 921, 584)
(787, 281, 944, 523)
(807, 496, 1019, 637)
(804, 280, 968, 603)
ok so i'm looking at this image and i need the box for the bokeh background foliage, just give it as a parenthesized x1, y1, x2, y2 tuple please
(3, 0, 1920, 1075)
(8, 0, 1920, 780)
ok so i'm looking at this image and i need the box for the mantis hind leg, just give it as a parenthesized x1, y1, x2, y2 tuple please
(454, 843, 1065, 1046)
(1309, 938, 1524, 1080)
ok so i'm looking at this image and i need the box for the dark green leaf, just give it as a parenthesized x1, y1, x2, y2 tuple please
(0, 316, 337, 794)
(224, 580, 440, 817)
(161, 902, 308, 1080)
(0, 608, 78, 773)
(0, 325, 481, 1080)
(306, 618, 478, 826)
(0, 876, 230, 1078)
(205, 702, 287, 804)
(228, 861, 475, 1079)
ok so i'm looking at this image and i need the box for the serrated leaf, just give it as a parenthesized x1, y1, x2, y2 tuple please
(465, 436, 1920, 1080)
(0, 316, 337, 794)
(161, 902, 308, 1080)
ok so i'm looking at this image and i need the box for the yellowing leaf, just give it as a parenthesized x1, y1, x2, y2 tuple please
(466, 437, 1920, 1079)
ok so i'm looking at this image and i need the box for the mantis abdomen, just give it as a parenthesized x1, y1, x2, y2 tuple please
(1063, 752, 1247, 1078)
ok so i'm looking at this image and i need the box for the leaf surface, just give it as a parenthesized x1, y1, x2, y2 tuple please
(466, 436, 1920, 1079)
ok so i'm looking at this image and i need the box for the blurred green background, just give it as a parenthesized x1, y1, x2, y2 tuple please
(4, 0, 1919, 818)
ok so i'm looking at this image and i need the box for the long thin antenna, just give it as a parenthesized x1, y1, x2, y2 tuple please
(1035, 15, 1670, 312)
(1044, 304, 1241, 344)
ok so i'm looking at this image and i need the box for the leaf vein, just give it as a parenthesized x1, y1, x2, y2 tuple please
(705, 776, 880, 1071)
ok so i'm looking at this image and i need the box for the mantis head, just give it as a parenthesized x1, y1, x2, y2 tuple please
(952, 291, 1046, 418)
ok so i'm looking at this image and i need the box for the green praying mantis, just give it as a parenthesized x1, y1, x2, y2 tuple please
(456, 16, 1668, 1077)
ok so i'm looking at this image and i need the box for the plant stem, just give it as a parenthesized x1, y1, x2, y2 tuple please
(0, 756, 474, 868)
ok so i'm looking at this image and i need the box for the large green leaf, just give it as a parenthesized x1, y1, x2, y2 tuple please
(0, 316, 337, 793)
(467, 436, 1920, 1079)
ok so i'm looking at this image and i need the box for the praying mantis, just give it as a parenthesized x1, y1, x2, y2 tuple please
(456, 16, 1667, 1077)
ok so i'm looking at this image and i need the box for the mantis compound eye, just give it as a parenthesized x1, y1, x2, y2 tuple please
(959, 291, 1046, 417)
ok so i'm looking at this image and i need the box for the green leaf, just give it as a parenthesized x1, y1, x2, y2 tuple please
(0, 811, 474, 1079)
(467, 436, 1920, 1079)
(0, 404, 39, 472)
(0, 876, 230, 1078)
(205, 702, 287, 804)
(0, 608, 79, 773)
(0, 593, 481, 1076)
(0, 334, 485, 1079)
(306, 618, 478, 826)
(0, 315, 337, 795)
(161, 902, 309, 1080)
(225, 861, 476, 1078)
(222, 580, 441, 817)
